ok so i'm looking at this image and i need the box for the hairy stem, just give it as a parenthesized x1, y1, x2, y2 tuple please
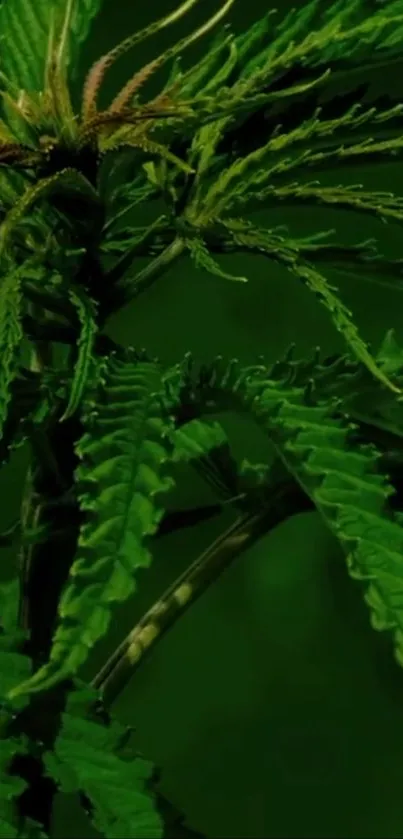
(92, 481, 313, 706)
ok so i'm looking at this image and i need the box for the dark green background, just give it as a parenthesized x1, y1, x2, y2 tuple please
(3, 1, 403, 835)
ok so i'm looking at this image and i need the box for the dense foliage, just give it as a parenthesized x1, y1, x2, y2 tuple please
(1, 0, 403, 835)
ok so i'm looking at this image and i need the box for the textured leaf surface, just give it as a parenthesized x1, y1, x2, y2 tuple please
(255, 333, 403, 443)
(0, 0, 103, 92)
(0, 737, 28, 839)
(171, 418, 227, 461)
(44, 685, 162, 839)
(195, 355, 403, 667)
(0, 580, 34, 838)
(0, 169, 99, 258)
(171, 416, 242, 502)
(215, 219, 401, 394)
(60, 287, 98, 421)
(66, 0, 104, 81)
(0, 0, 50, 93)
(0, 263, 24, 441)
(0, 366, 55, 469)
(185, 235, 247, 283)
(10, 355, 178, 695)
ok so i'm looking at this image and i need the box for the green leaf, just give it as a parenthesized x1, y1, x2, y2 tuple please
(376, 329, 403, 376)
(237, 182, 403, 225)
(0, 168, 100, 259)
(43, 685, 162, 839)
(0, 0, 50, 93)
(290, 260, 400, 395)
(217, 219, 401, 395)
(171, 416, 241, 501)
(172, 25, 233, 99)
(0, 170, 27, 213)
(0, 736, 30, 839)
(0, 0, 103, 93)
(0, 262, 24, 441)
(65, 0, 105, 82)
(236, 0, 403, 93)
(60, 287, 98, 422)
(172, 417, 228, 464)
(194, 355, 403, 668)
(0, 578, 34, 838)
(236, 102, 403, 189)
(9, 354, 180, 696)
(185, 235, 247, 283)
(0, 365, 53, 469)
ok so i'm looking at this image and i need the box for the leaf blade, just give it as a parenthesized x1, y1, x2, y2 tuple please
(59, 286, 98, 422)
(0, 0, 104, 93)
(8, 354, 180, 696)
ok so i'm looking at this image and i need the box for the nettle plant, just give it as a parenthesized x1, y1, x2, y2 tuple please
(2, 0, 403, 834)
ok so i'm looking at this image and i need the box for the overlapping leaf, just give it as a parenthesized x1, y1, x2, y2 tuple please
(170, 416, 241, 502)
(0, 735, 31, 839)
(0, 168, 100, 259)
(183, 351, 403, 667)
(8, 354, 180, 696)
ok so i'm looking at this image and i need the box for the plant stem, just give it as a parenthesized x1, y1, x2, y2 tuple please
(92, 481, 313, 706)
(104, 215, 169, 283)
(17, 338, 53, 634)
(106, 235, 186, 314)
